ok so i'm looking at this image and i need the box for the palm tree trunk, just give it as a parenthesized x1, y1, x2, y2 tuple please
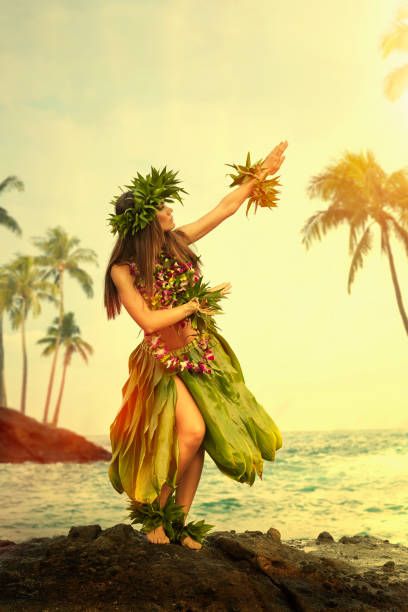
(0, 313, 7, 407)
(51, 353, 68, 428)
(383, 230, 408, 335)
(20, 306, 28, 414)
(42, 344, 60, 423)
(42, 270, 64, 423)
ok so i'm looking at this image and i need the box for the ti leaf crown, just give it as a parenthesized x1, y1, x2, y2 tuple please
(107, 166, 188, 238)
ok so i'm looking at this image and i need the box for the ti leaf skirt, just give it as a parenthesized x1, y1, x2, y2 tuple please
(108, 330, 283, 504)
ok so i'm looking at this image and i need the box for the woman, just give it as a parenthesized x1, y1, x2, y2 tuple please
(104, 141, 287, 551)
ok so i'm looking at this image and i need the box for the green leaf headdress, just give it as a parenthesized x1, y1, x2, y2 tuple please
(107, 166, 188, 238)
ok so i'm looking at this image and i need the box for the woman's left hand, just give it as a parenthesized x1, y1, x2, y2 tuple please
(261, 140, 288, 176)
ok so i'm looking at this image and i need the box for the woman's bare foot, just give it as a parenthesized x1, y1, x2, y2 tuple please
(145, 524, 170, 544)
(180, 534, 202, 551)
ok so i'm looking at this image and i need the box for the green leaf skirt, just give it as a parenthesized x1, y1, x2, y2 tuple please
(108, 329, 283, 504)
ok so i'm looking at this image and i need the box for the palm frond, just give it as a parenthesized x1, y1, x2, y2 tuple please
(387, 214, 408, 257)
(385, 169, 408, 211)
(384, 63, 408, 101)
(74, 341, 93, 363)
(0, 208, 22, 235)
(347, 225, 374, 293)
(307, 151, 383, 213)
(301, 207, 352, 249)
(0, 176, 24, 195)
(348, 211, 369, 254)
(66, 236, 81, 251)
(381, 20, 408, 58)
(65, 267, 94, 298)
(68, 248, 99, 266)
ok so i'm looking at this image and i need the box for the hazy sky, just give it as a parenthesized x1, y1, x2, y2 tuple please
(1, 0, 407, 435)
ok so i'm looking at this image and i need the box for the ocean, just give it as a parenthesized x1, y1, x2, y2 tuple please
(1, 429, 407, 546)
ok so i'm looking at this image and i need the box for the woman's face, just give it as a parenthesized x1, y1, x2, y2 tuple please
(156, 202, 175, 231)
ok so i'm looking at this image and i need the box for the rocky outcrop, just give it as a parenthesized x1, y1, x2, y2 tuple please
(0, 525, 407, 610)
(0, 407, 111, 463)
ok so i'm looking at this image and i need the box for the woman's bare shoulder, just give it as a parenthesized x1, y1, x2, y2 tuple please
(110, 262, 135, 283)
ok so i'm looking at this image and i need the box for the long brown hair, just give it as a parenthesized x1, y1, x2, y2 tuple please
(104, 191, 202, 319)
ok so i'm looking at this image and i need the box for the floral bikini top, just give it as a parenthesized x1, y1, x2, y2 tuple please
(128, 251, 220, 376)
(128, 250, 201, 311)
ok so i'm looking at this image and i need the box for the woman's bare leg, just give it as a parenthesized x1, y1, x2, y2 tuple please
(147, 375, 206, 546)
(175, 444, 205, 516)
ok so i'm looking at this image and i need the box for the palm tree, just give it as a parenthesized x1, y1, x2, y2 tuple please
(0, 265, 18, 407)
(381, 5, 408, 101)
(4, 256, 57, 414)
(0, 175, 24, 406)
(301, 150, 408, 335)
(31, 227, 98, 424)
(37, 312, 93, 428)
(0, 175, 24, 235)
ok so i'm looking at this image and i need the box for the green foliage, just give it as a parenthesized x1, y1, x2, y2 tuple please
(173, 518, 215, 545)
(0, 175, 24, 236)
(226, 151, 264, 186)
(31, 226, 98, 296)
(128, 492, 215, 545)
(226, 152, 282, 216)
(37, 312, 93, 364)
(380, 6, 408, 101)
(128, 494, 186, 543)
(180, 277, 226, 334)
(108, 166, 188, 238)
(302, 149, 408, 297)
(1, 255, 58, 329)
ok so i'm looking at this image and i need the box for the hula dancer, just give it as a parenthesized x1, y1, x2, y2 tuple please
(104, 140, 288, 551)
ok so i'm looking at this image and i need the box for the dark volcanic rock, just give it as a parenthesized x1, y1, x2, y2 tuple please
(0, 407, 111, 463)
(0, 524, 407, 611)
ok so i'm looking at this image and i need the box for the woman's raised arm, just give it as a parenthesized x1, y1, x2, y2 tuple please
(177, 141, 288, 244)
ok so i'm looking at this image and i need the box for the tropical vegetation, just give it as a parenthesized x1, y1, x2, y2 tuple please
(381, 5, 408, 101)
(37, 312, 93, 427)
(302, 150, 408, 335)
(0, 256, 57, 413)
(0, 175, 24, 407)
(31, 226, 98, 423)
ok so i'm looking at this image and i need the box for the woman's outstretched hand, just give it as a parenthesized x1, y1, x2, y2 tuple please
(261, 141, 288, 176)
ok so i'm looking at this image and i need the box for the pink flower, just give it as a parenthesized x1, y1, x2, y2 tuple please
(165, 356, 179, 369)
(179, 358, 189, 371)
(149, 336, 162, 349)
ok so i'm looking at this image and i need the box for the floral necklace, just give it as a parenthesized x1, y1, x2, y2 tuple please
(130, 251, 200, 309)
(130, 252, 221, 376)
(143, 331, 221, 375)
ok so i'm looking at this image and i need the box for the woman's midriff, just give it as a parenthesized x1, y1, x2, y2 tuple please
(144, 321, 200, 351)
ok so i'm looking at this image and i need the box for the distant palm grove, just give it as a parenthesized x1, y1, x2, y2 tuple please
(0, 176, 98, 427)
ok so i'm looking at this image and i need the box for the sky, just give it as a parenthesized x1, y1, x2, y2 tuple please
(1, 0, 407, 436)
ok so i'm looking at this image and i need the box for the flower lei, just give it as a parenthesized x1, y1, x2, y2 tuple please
(131, 253, 223, 375)
(145, 331, 220, 375)
(135, 252, 200, 310)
